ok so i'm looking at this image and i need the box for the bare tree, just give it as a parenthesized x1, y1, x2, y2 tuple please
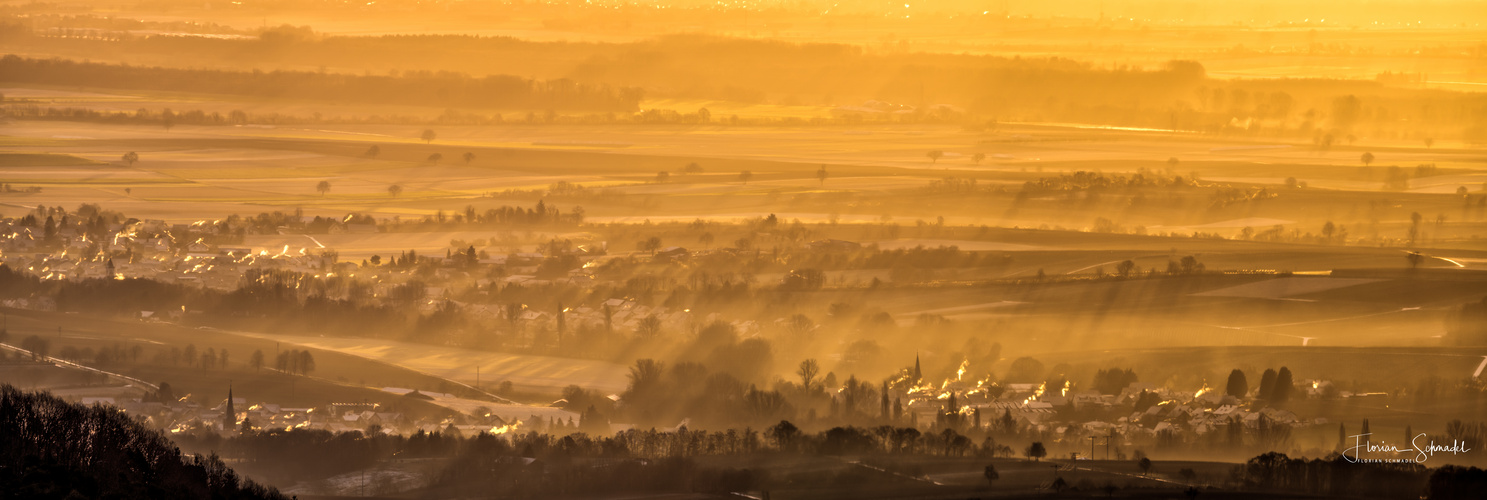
(387, 184, 404, 197)
(786, 314, 816, 338)
(639, 236, 662, 254)
(738, 170, 754, 185)
(636, 315, 662, 339)
(121, 151, 139, 166)
(797, 359, 820, 390)
(1361, 151, 1375, 166)
(421, 129, 437, 144)
(316, 180, 331, 197)
(927, 150, 944, 163)
(462, 152, 475, 164)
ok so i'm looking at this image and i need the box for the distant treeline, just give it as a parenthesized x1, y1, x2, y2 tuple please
(0, 385, 286, 500)
(0, 55, 644, 112)
(0, 265, 417, 342)
(1236, 452, 1428, 499)
(6, 32, 1487, 137)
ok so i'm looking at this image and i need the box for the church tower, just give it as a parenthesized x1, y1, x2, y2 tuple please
(223, 384, 236, 430)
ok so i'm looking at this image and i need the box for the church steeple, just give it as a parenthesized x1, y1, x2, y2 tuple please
(223, 384, 236, 430)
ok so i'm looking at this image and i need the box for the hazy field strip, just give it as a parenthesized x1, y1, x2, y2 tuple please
(226, 331, 631, 394)
(11, 121, 1487, 206)
(0, 310, 481, 414)
(5, 307, 575, 420)
(9, 101, 1484, 176)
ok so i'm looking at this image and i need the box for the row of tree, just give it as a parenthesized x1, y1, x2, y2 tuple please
(0, 55, 644, 111)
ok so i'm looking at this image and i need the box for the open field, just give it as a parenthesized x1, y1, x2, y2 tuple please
(229, 331, 630, 395)
(0, 309, 578, 415)
(3, 117, 1487, 244)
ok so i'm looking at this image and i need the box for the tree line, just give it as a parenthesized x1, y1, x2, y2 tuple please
(0, 55, 643, 112)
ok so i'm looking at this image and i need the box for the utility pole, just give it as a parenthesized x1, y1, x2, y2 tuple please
(1107, 429, 1115, 460)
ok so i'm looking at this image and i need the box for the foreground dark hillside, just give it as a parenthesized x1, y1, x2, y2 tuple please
(0, 385, 286, 500)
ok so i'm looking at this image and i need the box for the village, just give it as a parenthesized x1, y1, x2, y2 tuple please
(19, 347, 1347, 464)
(0, 202, 1357, 461)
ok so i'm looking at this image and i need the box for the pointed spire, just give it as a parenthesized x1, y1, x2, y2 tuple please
(223, 382, 236, 430)
(913, 353, 922, 383)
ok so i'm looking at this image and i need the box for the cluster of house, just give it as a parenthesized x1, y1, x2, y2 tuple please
(900, 378, 1340, 451)
(73, 392, 405, 435)
(830, 100, 967, 119)
(69, 386, 585, 438)
(0, 217, 339, 291)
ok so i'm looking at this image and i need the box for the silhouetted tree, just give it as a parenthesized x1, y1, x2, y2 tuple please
(421, 129, 437, 143)
(1025, 441, 1046, 461)
(1271, 367, 1294, 403)
(20, 335, 48, 361)
(1258, 369, 1277, 400)
(768, 420, 800, 452)
(797, 359, 820, 390)
(1409, 212, 1423, 247)
(1226, 369, 1249, 398)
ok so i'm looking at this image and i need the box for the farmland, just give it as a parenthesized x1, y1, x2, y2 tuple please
(2, 1, 1487, 498)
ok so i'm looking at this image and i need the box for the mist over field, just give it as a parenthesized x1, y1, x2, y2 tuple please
(1, 1, 1487, 499)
